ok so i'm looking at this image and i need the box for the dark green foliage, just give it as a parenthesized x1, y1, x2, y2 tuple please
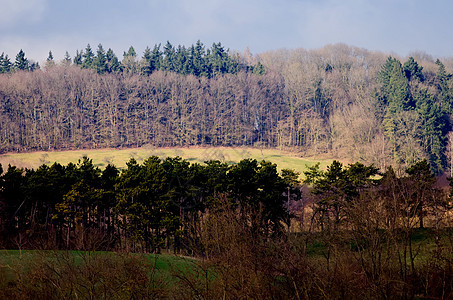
(106, 48, 121, 73)
(435, 59, 452, 114)
(405, 159, 439, 228)
(403, 56, 424, 81)
(82, 44, 94, 69)
(252, 61, 266, 75)
(378, 56, 450, 172)
(93, 44, 107, 74)
(0, 53, 12, 73)
(305, 160, 378, 227)
(414, 89, 449, 173)
(0, 156, 294, 251)
(14, 49, 29, 71)
(124, 46, 136, 58)
(228, 159, 287, 235)
(73, 50, 82, 65)
(46, 51, 54, 63)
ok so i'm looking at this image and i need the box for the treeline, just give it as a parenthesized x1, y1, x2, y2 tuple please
(0, 156, 451, 251)
(0, 156, 294, 252)
(1, 157, 453, 298)
(0, 41, 264, 77)
(0, 43, 453, 173)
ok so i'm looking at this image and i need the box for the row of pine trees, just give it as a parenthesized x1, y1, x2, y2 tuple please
(0, 41, 265, 77)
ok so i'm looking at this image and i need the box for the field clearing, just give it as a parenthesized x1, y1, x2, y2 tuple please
(0, 147, 333, 176)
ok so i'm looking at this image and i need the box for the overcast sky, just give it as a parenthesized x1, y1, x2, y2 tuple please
(1, 0, 452, 63)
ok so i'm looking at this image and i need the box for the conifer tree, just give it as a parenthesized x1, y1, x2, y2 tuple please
(73, 50, 82, 66)
(435, 59, 452, 114)
(162, 41, 176, 72)
(93, 44, 107, 74)
(0, 53, 12, 73)
(45, 50, 55, 68)
(403, 56, 423, 81)
(82, 44, 94, 69)
(62, 51, 71, 66)
(14, 49, 29, 71)
(122, 46, 137, 73)
(106, 48, 121, 73)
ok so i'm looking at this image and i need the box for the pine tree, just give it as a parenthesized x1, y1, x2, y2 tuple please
(210, 42, 227, 75)
(93, 44, 107, 74)
(73, 50, 82, 66)
(415, 89, 448, 173)
(45, 50, 55, 68)
(141, 46, 153, 75)
(252, 61, 265, 75)
(106, 48, 121, 73)
(3, 54, 12, 73)
(0, 53, 12, 73)
(14, 49, 29, 71)
(175, 45, 188, 74)
(62, 51, 71, 66)
(435, 59, 452, 114)
(122, 46, 137, 73)
(403, 56, 423, 81)
(82, 44, 94, 69)
(162, 41, 176, 72)
(193, 40, 205, 77)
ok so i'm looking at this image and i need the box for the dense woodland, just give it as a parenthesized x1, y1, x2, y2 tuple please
(0, 156, 452, 298)
(1, 43, 453, 174)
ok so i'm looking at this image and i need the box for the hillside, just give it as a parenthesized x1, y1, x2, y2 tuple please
(0, 146, 333, 176)
(1, 43, 452, 173)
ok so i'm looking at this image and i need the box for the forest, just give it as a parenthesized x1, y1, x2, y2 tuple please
(0, 156, 452, 298)
(0, 42, 452, 174)
(1, 42, 453, 298)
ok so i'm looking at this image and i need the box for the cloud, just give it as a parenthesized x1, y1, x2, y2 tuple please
(0, 0, 48, 27)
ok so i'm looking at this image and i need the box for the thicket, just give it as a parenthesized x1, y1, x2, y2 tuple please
(1, 44, 452, 174)
(1, 157, 453, 299)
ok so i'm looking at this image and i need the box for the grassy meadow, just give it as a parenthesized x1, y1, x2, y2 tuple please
(0, 146, 333, 176)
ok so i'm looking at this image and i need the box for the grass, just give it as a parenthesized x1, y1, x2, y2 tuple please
(0, 146, 333, 178)
(0, 250, 202, 293)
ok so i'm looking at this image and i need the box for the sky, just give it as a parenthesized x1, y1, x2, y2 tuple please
(0, 0, 452, 63)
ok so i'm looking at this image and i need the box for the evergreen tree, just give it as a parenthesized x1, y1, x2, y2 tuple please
(106, 48, 121, 73)
(252, 61, 266, 75)
(403, 56, 424, 81)
(62, 51, 72, 66)
(0, 53, 12, 73)
(82, 44, 94, 69)
(29, 61, 40, 71)
(73, 50, 82, 66)
(162, 41, 176, 72)
(193, 40, 206, 77)
(122, 46, 137, 73)
(414, 89, 448, 173)
(150, 44, 162, 72)
(124, 46, 137, 58)
(45, 50, 55, 68)
(435, 59, 452, 114)
(14, 49, 29, 71)
(380, 57, 414, 163)
(93, 44, 107, 74)
(141, 46, 153, 75)
(210, 42, 227, 76)
(175, 45, 189, 74)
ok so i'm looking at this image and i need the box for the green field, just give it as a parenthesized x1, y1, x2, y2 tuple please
(0, 146, 333, 176)
(0, 250, 208, 298)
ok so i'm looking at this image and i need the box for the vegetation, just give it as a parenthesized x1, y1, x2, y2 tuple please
(0, 157, 452, 298)
(1, 43, 452, 174)
(0, 146, 331, 174)
(1, 41, 453, 298)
